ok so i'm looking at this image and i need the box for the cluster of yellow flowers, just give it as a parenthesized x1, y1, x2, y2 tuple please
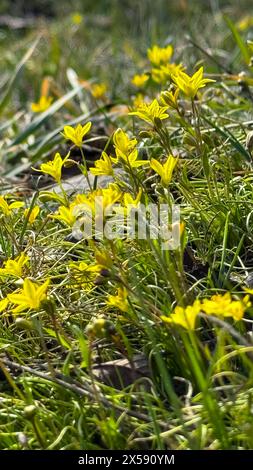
(130, 66, 215, 121)
(0, 252, 29, 278)
(0, 196, 40, 224)
(162, 293, 251, 330)
(0, 43, 220, 324)
(131, 43, 215, 102)
(129, 44, 216, 147)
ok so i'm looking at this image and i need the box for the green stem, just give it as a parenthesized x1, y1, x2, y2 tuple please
(80, 147, 92, 191)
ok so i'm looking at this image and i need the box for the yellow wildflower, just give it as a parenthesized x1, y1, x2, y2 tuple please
(147, 44, 173, 66)
(74, 184, 122, 216)
(35, 152, 70, 184)
(131, 74, 149, 88)
(62, 122, 92, 147)
(161, 300, 201, 330)
(69, 261, 100, 290)
(24, 206, 40, 224)
(51, 205, 77, 227)
(113, 128, 147, 167)
(151, 63, 184, 84)
(132, 93, 145, 109)
(90, 152, 118, 176)
(0, 252, 29, 278)
(107, 287, 128, 312)
(201, 292, 231, 315)
(202, 293, 249, 321)
(226, 298, 250, 321)
(129, 98, 169, 125)
(71, 12, 83, 25)
(237, 15, 253, 31)
(8, 278, 50, 314)
(172, 67, 215, 99)
(91, 83, 107, 99)
(113, 128, 137, 157)
(31, 95, 53, 113)
(123, 189, 142, 207)
(160, 88, 180, 109)
(0, 196, 24, 216)
(150, 155, 178, 185)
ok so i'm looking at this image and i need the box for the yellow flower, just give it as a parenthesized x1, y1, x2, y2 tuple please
(150, 155, 178, 185)
(69, 261, 100, 290)
(31, 96, 53, 113)
(35, 152, 70, 184)
(151, 63, 184, 84)
(201, 293, 249, 321)
(132, 93, 145, 109)
(91, 83, 107, 99)
(226, 298, 250, 321)
(62, 122, 92, 147)
(90, 152, 118, 176)
(107, 287, 128, 312)
(71, 12, 83, 25)
(0, 252, 29, 278)
(24, 206, 40, 224)
(129, 98, 169, 125)
(131, 74, 149, 88)
(122, 190, 142, 216)
(74, 184, 122, 216)
(172, 67, 215, 99)
(113, 128, 137, 157)
(162, 292, 250, 328)
(147, 44, 173, 66)
(237, 15, 253, 31)
(8, 278, 50, 313)
(51, 205, 77, 227)
(123, 189, 142, 207)
(160, 88, 180, 109)
(113, 128, 147, 166)
(201, 292, 231, 315)
(161, 300, 201, 330)
(0, 196, 24, 216)
(112, 128, 146, 167)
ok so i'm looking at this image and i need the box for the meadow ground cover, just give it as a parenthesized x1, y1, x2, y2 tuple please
(2, 0, 253, 450)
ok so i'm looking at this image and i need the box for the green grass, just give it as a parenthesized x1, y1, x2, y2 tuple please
(1, 0, 253, 450)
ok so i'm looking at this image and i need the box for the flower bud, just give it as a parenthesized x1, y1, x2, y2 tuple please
(139, 130, 152, 139)
(23, 405, 37, 420)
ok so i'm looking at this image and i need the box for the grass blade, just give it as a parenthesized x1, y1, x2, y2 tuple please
(0, 37, 40, 115)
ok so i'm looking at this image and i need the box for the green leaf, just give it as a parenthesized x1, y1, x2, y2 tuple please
(224, 15, 251, 65)
(9, 84, 84, 146)
(202, 115, 251, 161)
(72, 325, 89, 368)
(44, 327, 72, 350)
(0, 37, 40, 115)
